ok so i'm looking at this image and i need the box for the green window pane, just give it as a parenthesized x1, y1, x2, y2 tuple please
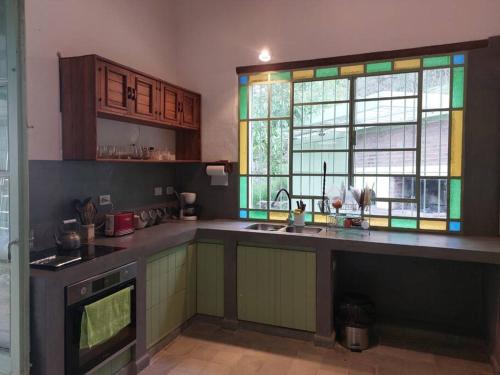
(249, 211, 268, 220)
(270, 83, 290, 118)
(366, 61, 392, 73)
(315, 67, 339, 78)
(249, 176, 268, 209)
(270, 177, 289, 210)
(452, 67, 464, 108)
(240, 177, 248, 209)
(250, 84, 270, 119)
(391, 218, 417, 229)
(450, 178, 462, 219)
(270, 120, 289, 174)
(249, 121, 268, 174)
(423, 55, 450, 68)
(270, 71, 291, 81)
(239, 85, 248, 119)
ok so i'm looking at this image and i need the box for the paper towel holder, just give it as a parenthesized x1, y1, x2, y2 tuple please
(205, 160, 232, 174)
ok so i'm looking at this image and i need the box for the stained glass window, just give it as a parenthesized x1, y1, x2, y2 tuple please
(238, 53, 466, 232)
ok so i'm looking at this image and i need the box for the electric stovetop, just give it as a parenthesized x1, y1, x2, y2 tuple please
(30, 244, 126, 271)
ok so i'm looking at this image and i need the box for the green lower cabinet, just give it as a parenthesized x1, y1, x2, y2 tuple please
(196, 241, 224, 317)
(237, 245, 316, 332)
(146, 243, 197, 348)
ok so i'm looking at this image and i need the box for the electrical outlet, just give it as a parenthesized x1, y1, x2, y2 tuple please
(166, 186, 174, 195)
(154, 187, 163, 196)
(99, 194, 111, 205)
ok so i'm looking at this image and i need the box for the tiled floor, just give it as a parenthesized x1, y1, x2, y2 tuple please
(140, 321, 493, 375)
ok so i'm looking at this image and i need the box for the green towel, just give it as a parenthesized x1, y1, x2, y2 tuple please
(80, 286, 132, 349)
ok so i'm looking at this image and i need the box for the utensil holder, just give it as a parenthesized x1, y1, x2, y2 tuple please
(294, 211, 306, 226)
(80, 224, 95, 242)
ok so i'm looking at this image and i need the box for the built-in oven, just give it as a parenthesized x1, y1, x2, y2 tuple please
(65, 262, 137, 375)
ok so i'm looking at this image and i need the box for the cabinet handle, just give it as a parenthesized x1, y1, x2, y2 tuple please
(159, 112, 162, 116)
(127, 87, 132, 99)
(131, 88, 136, 100)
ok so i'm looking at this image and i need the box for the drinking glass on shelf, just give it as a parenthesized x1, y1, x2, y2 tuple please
(96, 145, 104, 159)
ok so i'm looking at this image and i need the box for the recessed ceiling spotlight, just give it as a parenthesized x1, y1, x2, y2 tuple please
(259, 49, 271, 62)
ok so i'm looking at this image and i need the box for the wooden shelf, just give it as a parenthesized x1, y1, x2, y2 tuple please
(96, 158, 201, 164)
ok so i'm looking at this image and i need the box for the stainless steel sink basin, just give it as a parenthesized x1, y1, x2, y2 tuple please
(283, 226, 324, 234)
(245, 223, 286, 231)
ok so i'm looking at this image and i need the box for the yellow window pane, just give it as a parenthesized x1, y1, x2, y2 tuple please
(340, 65, 364, 75)
(450, 110, 463, 177)
(314, 214, 328, 224)
(292, 70, 314, 80)
(420, 220, 447, 231)
(369, 217, 388, 227)
(394, 59, 421, 70)
(269, 211, 289, 221)
(239, 121, 248, 174)
(249, 73, 269, 83)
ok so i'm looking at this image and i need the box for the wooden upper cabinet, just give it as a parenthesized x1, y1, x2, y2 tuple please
(98, 62, 130, 115)
(180, 91, 200, 129)
(130, 73, 158, 121)
(61, 55, 201, 161)
(160, 83, 181, 125)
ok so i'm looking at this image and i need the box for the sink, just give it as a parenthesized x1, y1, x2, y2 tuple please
(245, 223, 286, 231)
(283, 226, 324, 234)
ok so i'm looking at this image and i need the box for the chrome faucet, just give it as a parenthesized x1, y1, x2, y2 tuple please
(272, 188, 293, 225)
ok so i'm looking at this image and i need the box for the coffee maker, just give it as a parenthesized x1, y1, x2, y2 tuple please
(180, 192, 198, 220)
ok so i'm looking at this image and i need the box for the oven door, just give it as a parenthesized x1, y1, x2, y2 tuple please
(65, 279, 136, 375)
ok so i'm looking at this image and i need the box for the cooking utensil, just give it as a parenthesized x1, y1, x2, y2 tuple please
(147, 209, 157, 226)
(321, 162, 327, 213)
(155, 208, 164, 225)
(73, 198, 97, 225)
(135, 211, 148, 229)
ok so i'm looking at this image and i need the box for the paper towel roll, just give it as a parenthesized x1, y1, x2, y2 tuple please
(206, 165, 227, 176)
(206, 165, 228, 186)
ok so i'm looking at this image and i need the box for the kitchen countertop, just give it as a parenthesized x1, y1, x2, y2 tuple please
(30, 220, 500, 283)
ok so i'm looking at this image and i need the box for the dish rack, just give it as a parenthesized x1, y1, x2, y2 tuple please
(326, 203, 372, 233)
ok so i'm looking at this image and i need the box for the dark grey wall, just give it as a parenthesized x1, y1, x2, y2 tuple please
(463, 37, 500, 236)
(174, 163, 238, 220)
(335, 251, 485, 337)
(29, 160, 175, 250)
(29, 160, 239, 250)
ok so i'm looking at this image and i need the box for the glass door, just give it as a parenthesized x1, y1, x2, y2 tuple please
(0, 0, 29, 374)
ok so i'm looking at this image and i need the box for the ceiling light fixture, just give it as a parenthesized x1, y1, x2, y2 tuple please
(258, 49, 271, 62)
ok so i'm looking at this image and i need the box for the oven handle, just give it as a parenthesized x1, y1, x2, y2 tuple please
(75, 285, 135, 312)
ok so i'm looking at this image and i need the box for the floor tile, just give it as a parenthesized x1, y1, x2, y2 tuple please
(140, 321, 493, 375)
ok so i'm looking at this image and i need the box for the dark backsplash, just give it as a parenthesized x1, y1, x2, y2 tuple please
(29, 160, 238, 251)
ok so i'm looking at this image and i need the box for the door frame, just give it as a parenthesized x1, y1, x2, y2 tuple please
(0, 0, 30, 374)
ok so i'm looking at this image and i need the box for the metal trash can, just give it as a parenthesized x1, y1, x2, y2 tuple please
(336, 293, 376, 352)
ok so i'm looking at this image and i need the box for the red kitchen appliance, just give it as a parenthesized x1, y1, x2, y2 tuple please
(105, 211, 135, 236)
